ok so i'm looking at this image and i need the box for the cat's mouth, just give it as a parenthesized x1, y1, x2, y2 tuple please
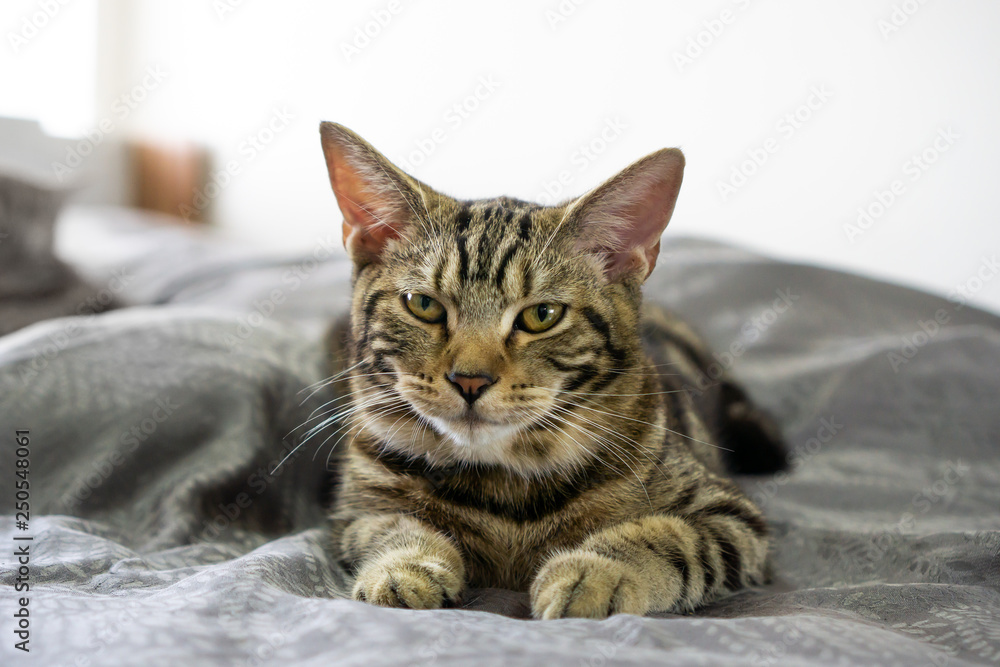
(396, 384, 528, 457)
(458, 410, 497, 426)
(424, 411, 522, 452)
(439, 410, 507, 434)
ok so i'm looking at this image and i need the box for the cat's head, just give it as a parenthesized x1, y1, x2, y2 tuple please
(320, 122, 683, 475)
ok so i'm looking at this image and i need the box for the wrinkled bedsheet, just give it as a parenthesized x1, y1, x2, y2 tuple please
(1, 227, 999, 666)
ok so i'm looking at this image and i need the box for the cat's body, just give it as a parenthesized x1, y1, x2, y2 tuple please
(318, 123, 785, 619)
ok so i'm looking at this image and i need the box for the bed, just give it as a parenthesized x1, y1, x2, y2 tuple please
(1, 203, 998, 666)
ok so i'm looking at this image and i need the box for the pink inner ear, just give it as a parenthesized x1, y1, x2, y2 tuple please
(619, 176, 681, 248)
(580, 150, 684, 281)
(336, 182, 404, 261)
(321, 127, 409, 262)
(332, 165, 401, 238)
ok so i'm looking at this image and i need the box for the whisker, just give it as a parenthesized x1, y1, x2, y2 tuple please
(384, 410, 418, 444)
(298, 359, 365, 395)
(291, 386, 395, 437)
(317, 403, 411, 463)
(272, 395, 407, 474)
(568, 395, 733, 453)
(317, 404, 406, 462)
(538, 412, 653, 512)
(314, 406, 398, 467)
(300, 394, 404, 444)
(547, 405, 658, 472)
(555, 388, 689, 398)
(302, 383, 393, 423)
(549, 404, 658, 464)
(298, 370, 397, 405)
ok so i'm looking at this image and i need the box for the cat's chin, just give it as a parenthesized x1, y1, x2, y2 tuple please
(424, 415, 523, 463)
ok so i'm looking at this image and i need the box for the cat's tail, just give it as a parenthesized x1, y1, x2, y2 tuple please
(640, 303, 788, 476)
(716, 380, 788, 475)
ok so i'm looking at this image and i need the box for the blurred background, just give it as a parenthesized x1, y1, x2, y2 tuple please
(2, 0, 999, 312)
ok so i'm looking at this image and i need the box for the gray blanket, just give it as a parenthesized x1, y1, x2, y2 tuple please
(1, 236, 999, 666)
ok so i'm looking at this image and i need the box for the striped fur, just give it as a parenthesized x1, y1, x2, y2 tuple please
(319, 123, 785, 619)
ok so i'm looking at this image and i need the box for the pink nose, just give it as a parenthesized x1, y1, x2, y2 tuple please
(447, 373, 496, 405)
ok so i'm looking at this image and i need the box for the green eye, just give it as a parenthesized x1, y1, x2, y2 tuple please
(517, 303, 565, 333)
(404, 293, 446, 323)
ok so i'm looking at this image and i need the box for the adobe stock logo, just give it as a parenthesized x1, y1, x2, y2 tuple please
(536, 117, 628, 205)
(179, 107, 294, 221)
(396, 75, 501, 173)
(544, 0, 588, 30)
(59, 396, 182, 510)
(672, 0, 755, 73)
(716, 85, 832, 202)
(887, 255, 1000, 373)
(213, 0, 248, 20)
(843, 127, 958, 244)
(682, 288, 799, 398)
(51, 66, 169, 182)
(7, 0, 71, 54)
(750, 416, 843, 509)
(877, 0, 931, 39)
(340, 0, 407, 63)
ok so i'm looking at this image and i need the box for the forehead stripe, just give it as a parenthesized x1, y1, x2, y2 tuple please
(474, 226, 493, 281)
(455, 204, 472, 232)
(432, 256, 446, 293)
(493, 243, 519, 291)
(457, 234, 470, 284)
(517, 211, 532, 241)
(521, 263, 534, 299)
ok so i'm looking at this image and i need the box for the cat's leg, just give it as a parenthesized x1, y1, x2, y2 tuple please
(530, 500, 768, 619)
(339, 513, 466, 609)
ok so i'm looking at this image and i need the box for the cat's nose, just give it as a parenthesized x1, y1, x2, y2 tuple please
(447, 372, 496, 405)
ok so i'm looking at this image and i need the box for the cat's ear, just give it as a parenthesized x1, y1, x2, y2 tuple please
(319, 122, 427, 265)
(564, 148, 684, 282)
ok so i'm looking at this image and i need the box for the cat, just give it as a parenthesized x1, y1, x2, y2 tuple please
(318, 122, 786, 619)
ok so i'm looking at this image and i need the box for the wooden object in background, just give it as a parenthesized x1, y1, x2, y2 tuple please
(129, 140, 209, 224)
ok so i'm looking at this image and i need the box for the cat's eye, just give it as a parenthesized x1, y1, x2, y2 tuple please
(517, 303, 565, 333)
(403, 293, 446, 323)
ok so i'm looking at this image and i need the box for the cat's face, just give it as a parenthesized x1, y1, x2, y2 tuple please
(349, 198, 636, 468)
(320, 123, 683, 474)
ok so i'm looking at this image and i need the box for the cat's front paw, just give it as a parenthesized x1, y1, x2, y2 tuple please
(530, 551, 649, 620)
(352, 549, 463, 610)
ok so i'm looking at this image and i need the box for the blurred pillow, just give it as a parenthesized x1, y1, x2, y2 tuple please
(0, 169, 121, 336)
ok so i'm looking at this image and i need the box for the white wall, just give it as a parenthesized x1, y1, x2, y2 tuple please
(4, 0, 1000, 313)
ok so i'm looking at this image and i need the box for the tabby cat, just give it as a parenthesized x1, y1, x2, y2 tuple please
(319, 122, 786, 619)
